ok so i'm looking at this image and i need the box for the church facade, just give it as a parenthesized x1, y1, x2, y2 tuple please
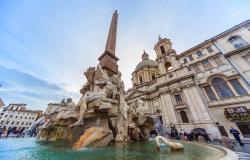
(126, 20, 250, 139)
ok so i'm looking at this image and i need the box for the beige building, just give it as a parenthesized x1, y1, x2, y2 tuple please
(126, 20, 250, 139)
(0, 103, 43, 131)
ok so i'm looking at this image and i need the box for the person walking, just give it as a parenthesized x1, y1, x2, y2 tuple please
(230, 126, 244, 146)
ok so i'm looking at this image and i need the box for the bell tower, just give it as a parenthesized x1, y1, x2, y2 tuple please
(154, 36, 180, 75)
(98, 10, 119, 76)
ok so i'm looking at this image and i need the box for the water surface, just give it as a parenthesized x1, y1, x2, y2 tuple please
(0, 138, 224, 160)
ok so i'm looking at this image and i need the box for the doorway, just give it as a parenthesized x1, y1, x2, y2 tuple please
(217, 126, 228, 137)
(236, 122, 250, 138)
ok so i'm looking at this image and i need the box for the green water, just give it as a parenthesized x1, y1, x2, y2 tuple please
(0, 138, 224, 160)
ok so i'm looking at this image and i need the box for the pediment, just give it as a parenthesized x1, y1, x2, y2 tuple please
(126, 89, 146, 100)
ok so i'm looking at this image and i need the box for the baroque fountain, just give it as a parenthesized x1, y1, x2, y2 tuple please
(25, 10, 239, 160)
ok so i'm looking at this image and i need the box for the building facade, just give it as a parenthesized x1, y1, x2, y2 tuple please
(126, 20, 250, 139)
(0, 98, 5, 109)
(0, 103, 43, 131)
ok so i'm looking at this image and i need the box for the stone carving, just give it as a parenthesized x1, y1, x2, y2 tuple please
(69, 65, 117, 128)
(115, 73, 129, 141)
(60, 99, 67, 106)
(37, 64, 154, 148)
(127, 98, 154, 141)
(134, 98, 149, 116)
(155, 135, 183, 151)
(37, 10, 154, 146)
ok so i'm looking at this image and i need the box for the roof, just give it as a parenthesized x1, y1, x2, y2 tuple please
(8, 103, 27, 106)
(6, 108, 42, 114)
(178, 19, 250, 57)
(135, 59, 158, 71)
(134, 51, 158, 72)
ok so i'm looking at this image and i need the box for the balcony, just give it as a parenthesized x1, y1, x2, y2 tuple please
(175, 102, 187, 109)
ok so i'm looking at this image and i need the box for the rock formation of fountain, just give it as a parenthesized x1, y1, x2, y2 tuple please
(37, 10, 154, 148)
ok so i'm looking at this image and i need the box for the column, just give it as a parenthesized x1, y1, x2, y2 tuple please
(210, 85, 221, 100)
(227, 81, 238, 96)
(159, 95, 169, 126)
(202, 87, 211, 101)
(183, 88, 200, 123)
(192, 87, 213, 122)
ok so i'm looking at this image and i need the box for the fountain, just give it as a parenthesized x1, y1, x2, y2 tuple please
(37, 10, 154, 148)
(34, 10, 239, 160)
(23, 116, 45, 137)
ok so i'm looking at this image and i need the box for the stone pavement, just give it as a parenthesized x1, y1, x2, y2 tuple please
(212, 140, 250, 160)
(237, 152, 250, 160)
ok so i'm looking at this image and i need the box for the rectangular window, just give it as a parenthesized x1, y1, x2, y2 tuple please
(183, 58, 187, 63)
(214, 56, 223, 66)
(207, 46, 214, 53)
(151, 73, 156, 80)
(160, 45, 166, 54)
(188, 55, 193, 61)
(202, 59, 212, 70)
(235, 43, 245, 49)
(229, 79, 247, 96)
(175, 94, 183, 105)
(196, 51, 203, 58)
(204, 86, 217, 101)
(193, 64, 201, 73)
(139, 76, 143, 84)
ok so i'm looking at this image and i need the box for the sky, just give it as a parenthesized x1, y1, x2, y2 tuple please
(0, 0, 250, 110)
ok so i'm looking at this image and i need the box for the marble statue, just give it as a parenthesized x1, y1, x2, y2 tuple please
(37, 11, 154, 148)
(127, 98, 154, 141)
(115, 72, 129, 141)
(37, 67, 154, 146)
(155, 135, 183, 151)
(69, 65, 117, 128)
(134, 98, 149, 116)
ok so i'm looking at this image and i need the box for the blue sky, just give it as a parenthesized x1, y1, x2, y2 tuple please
(0, 0, 250, 110)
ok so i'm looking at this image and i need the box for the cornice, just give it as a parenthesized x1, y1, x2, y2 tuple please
(178, 20, 250, 57)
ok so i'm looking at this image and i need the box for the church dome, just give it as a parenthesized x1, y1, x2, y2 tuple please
(135, 51, 158, 71)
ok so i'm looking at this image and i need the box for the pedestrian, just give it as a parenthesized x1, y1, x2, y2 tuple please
(229, 126, 244, 146)
(0, 127, 3, 138)
(184, 131, 188, 141)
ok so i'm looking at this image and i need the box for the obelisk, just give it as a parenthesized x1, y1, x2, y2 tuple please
(98, 10, 119, 76)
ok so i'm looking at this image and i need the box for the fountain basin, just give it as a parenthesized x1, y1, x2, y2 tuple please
(0, 138, 238, 160)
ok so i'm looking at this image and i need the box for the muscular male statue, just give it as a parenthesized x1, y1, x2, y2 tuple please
(69, 65, 117, 128)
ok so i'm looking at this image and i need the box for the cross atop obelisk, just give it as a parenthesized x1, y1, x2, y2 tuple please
(98, 10, 119, 76)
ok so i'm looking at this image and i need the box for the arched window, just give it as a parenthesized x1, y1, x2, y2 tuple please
(211, 77, 234, 98)
(180, 111, 189, 123)
(228, 36, 248, 49)
(160, 45, 166, 54)
(165, 62, 172, 72)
